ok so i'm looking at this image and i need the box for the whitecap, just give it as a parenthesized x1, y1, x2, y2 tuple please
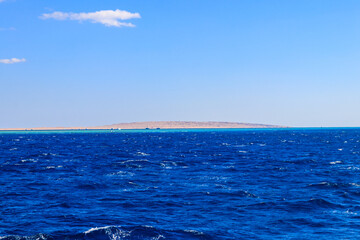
(107, 171, 135, 177)
(184, 229, 205, 235)
(234, 144, 246, 147)
(121, 159, 149, 164)
(135, 152, 150, 156)
(347, 166, 360, 170)
(331, 210, 358, 216)
(330, 161, 342, 165)
(160, 162, 173, 169)
(349, 183, 360, 187)
(84, 225, 126, 235)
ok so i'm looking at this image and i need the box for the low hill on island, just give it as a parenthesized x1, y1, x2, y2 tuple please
(99, 121, 285, 129)
(0, 121, 286, 130)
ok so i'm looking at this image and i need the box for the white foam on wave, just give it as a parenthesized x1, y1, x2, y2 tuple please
(84, 225, 169, 240)
(347, 166, 360, 170)
(0, 234, 48, 240)
(234, 144, 246, 148)
(122, 159, 149, 163)
(160, 161, 178, 169)
(332, 210, 358, 216)
(349, 183, 360, 187)
(184, 229, 205, 235)
(330, 161, 342, 165)
(21, 159, 38, 163)
(135, 152, 150, 156)
(84, 226, 112, 234)
(152, 235, 165, 240)
(44, 165, 63, 169)
(107, 171, 135, 177)
(84, 225, 130, 239)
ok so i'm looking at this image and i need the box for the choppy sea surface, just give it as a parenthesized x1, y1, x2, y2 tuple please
(1, 128, 360, 239)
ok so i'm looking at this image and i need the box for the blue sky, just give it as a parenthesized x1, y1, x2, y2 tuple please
(1, 0, 360, 128)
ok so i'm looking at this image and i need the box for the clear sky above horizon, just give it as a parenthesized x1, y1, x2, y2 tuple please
(1, 0, 360, 128)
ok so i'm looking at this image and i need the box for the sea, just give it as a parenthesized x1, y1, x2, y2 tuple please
(1, 128, 360, 239)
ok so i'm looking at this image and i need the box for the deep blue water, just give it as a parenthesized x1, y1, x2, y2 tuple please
(1, 128, 360, 239)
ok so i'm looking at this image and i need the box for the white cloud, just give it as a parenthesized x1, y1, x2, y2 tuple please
(40, 9, 141, 27)
(0, 58, 26, 64)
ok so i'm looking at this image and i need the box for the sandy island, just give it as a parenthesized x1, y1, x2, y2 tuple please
(0, 121, 286, 131)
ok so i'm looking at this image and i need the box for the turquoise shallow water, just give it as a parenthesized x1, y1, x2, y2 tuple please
(1, 127, 358, 134)
(1, 128, 360, 239)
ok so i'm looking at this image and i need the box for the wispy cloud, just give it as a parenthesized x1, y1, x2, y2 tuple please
(0, 58, 26, 64)
(0, 27, 16, 31)
(40, 9, 141, 27)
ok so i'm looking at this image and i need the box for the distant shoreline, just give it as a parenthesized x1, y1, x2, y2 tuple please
(0, 121, 287, 131)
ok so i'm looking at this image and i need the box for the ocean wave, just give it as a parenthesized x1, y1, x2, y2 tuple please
(287, 198, 344, 211)
(243, 198, 344, 212)
(0, 226, 212, 240)
(307, 182, 360, 189)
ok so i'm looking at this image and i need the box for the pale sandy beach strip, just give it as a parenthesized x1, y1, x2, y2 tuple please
(0, 121, 287, 131)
